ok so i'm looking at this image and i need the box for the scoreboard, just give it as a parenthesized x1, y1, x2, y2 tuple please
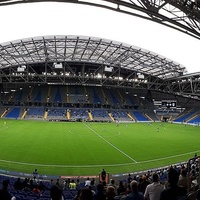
(161, 100, 177, 108)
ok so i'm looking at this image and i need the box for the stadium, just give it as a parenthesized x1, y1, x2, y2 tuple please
(0, 1, 200, 200)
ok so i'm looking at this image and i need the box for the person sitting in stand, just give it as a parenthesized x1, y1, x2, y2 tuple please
(138, 175, 150, 195)
(106, 186, 116, 200)
(93, 183, 106, 200)
(14, 177, 23, 190)
(178, 168, 191, 191)
(0, 180, 15, 200)
(127, 174, 133, 186)
(79, 187, 93, 200)
(117, 180, 126, 195)
(85, 177, 91, 187)
(144, 173, 164, 200)
(50, 185, 64, 200)
(124, 180, 144, 200)
(159, 167, 187, 200)
(69, 179, 77, 190)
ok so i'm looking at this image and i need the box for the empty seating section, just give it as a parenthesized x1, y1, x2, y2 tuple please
(1, 92, 10, 103)
(31, 86, 47, 103)
(156, 109, 181, 115)
(128, 95, 137, 105)
(67, 85, 85, 104)
(5, 107, 21, 118)
(173, 111, 196, 123)
(0, 85, 200, 124)
(54, 87, 62, 103)
(34, 89, 42, 102)
(26, 108, 44, 119)
(133, 110, 149, 122)
(47, 86, 65, 103)
(111, 110, 130, 121)
(187, 115, 200, 124)
(91, 109, 110, 121)
(21, 88, 31, 102)
(15, 91, 23, 102)
(74, 85, 80, 95)
(102, 88, 111, 104)
(48, 108, 66, 119)
(110, 91, 120, 105)
(92, 89, 102, 104)
(70, 109, 88, 120)
(59, 86, 67, 102)
(69, 85, 82, 95)
(69, 95, 87, 104)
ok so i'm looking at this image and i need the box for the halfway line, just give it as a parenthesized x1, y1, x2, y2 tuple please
(83, 123, 137, 163)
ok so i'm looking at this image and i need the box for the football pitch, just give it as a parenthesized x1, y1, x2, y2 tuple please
(0, 119, 199, 176)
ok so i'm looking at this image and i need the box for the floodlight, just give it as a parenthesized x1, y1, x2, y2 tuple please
(53, 62, 63, 69)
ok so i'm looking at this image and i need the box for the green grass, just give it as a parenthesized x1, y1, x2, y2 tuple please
(0, 119, 199, 176)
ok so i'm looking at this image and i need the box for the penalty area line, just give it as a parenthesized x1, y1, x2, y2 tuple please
(83, 123, 137, 163)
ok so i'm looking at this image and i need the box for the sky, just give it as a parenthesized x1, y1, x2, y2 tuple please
(0, 2, 199, 74)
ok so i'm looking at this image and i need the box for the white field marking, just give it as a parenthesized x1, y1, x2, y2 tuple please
(83, 122, 137, 163)
(0, 149, 199, 168)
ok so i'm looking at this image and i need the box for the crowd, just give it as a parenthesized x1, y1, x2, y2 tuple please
(0, 157, 200, 200)
(72, 162, 199, 200)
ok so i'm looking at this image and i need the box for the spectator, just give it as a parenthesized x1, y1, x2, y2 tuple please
(106, 186, 116, 200)
(124, 180, 144, 200)
(159, 167, 187, 200)
(117, 180, 126, 195)
(32, 185, 41, 194)
(85, 177, 91, 187)
(109, 179, 116, 190)
(0, 180, 15, 200)
(73, 188, 82, 200)
(65, 178, 71, 189)
(50, 185, 64, 200)
(29, 179, 36, 191)
(93, 183, 106, 200)
(90, 178, 96, 192)
(79, 187, 93, 200)
(38, 181, 46, 193)
(89, 185, 96, 196)
(56, 179, 61, 187)
(144, 173, 164, 200)
(76, 179, 80, 189)
(14, 177, 23, 190)
(61, 179, 66, 190)
(22, 178, 30, 191)
(138, 175, 150, 194)
(178, 168, 191, 191)
(127, 174, 133, 185)
(69, 179, 77, 190)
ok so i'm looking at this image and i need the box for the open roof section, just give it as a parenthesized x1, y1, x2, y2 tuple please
(0, 35, 186, 80)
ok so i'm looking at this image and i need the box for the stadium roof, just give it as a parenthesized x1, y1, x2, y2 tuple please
(0, 35, 186, 79)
